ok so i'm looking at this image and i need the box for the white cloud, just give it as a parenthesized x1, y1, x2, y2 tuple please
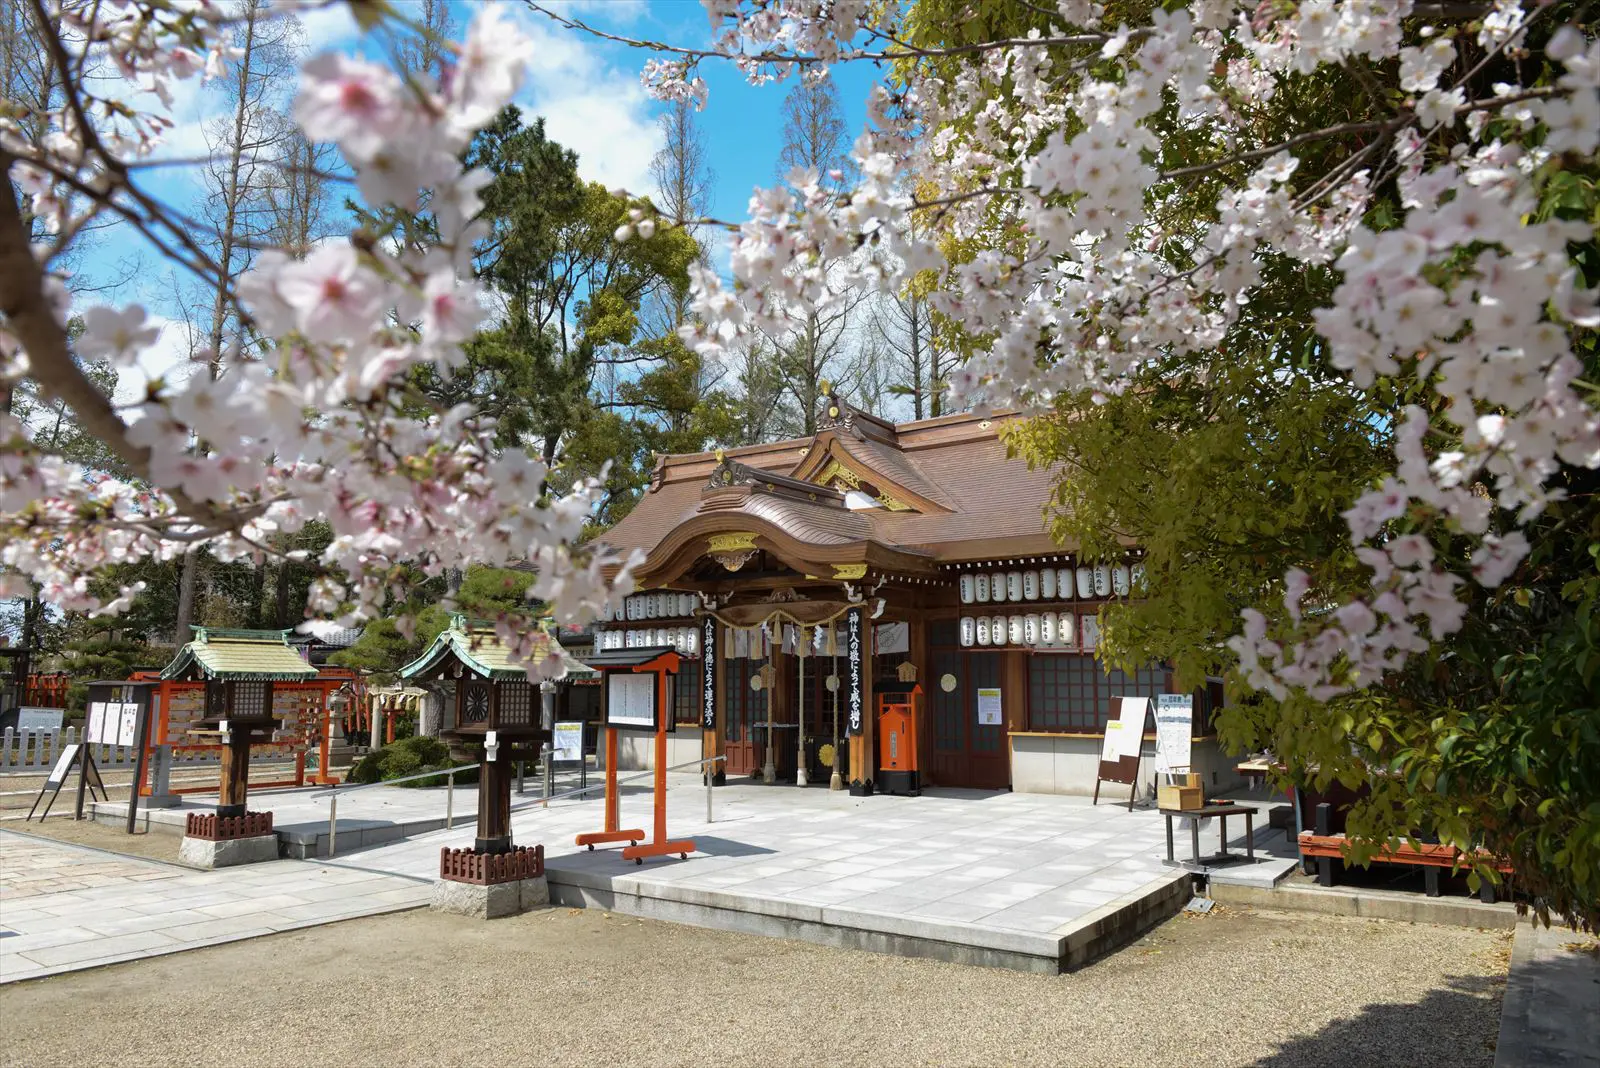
(507, 9, 663, 199)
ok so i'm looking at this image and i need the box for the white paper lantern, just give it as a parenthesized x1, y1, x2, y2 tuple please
(976, 617, 991, 645)
(975, 574, 991, 603)
(1024, 614, 1040, 645)
(1093, 565, 1110, 597)
(959, 574, 975, 604)
(1113, 564, 1130, 597)
(1023, 571, 1040, 600)
(1080, 614, 1100, 651)
(1006, 615, 1023, 645)
(687, 628, 700, 655)
(959, 617, 975, 647)
(1041, 568, 1057, 599)
(1075, 567, 1094, 598)
(624, 596, 636, 620)
(1006, 571, 1023, 601)
(1057, 568, 1075, 600)
(623, 629, 635, 648)
(992, 572, 1009, 603)
(642, 594, 656, 619)
(1059, 612, 1077, 649)
(1040, 612, 1057, 644)
(1130, 563, 1147, 592)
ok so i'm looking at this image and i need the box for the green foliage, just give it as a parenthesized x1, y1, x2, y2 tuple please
(346, 735, 478, 788)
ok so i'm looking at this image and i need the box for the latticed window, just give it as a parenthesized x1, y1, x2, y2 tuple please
(231, 680, 271, 719)
(498, 680, 533, 727)
(1027, 655, 1169, 732)
(674, 661, 701, 725)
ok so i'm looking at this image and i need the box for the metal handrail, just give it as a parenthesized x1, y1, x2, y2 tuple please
(318, 754, 727, 858)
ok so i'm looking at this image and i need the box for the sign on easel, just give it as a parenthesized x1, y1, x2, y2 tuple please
(1154, 694, 1194, 774)
(26, 743, 106, 822)
(1093, 696, 1151, 809)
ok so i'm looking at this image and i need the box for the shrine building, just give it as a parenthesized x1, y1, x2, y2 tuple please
(593, 388, 1236, 799)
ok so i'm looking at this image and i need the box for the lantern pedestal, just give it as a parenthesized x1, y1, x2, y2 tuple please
(179, 811, 278, 868)
(431, 844, 548, 919)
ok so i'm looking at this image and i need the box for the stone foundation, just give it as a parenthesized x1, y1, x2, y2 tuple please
(180, 832, 279, 869)
(431, 874, 550, 919)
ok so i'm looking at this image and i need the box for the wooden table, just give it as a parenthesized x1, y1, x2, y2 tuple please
(1161, 803, 1256, 868)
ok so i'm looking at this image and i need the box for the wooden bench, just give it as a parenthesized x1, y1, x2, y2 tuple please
(1297, 831, 1514, 902)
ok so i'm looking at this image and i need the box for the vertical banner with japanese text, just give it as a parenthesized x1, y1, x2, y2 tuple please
(701, 616, 718, 730)
(846, 606, 864, 736)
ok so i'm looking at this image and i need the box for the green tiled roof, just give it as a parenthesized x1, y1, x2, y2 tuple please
(400, 615, 596, 682)
(159, 627, 320, 682)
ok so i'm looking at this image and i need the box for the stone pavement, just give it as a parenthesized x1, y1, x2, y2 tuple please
(1495, 920, 1600, 1068)
(0, 829, 431, 984)
(337, 777, 1229, 970)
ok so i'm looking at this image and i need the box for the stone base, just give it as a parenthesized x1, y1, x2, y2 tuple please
(179, 833, 280, 869)
(430, 874, 550, 919)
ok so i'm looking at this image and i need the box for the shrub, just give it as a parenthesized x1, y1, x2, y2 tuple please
(343, 735, 478, 788)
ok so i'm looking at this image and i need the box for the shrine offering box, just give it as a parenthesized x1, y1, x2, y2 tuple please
(1158, 772, 1203, 811)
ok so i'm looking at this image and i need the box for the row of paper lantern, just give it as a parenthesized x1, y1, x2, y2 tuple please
(959, 612, 1101, 651)
(957, 564, 1143, 605)
(595, 627, 701, 654)
(603, 591, 698, 622)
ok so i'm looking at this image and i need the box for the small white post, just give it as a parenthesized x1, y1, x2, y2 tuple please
(445, 768, 454, 829)
(328, 794, 338, 858)
(705, 759, 714, 824)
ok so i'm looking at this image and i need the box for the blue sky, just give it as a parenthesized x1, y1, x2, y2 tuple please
(89, 0, 886, 398)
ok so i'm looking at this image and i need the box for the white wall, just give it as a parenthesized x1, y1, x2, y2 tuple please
(1009, 735, 1244, 799)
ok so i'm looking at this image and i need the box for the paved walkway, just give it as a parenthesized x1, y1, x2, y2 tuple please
(0, 830, 430, 984)
(1495, 920, 1600, 1068)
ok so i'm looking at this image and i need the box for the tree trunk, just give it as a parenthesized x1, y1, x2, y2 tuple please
(174, 554, 199, 645)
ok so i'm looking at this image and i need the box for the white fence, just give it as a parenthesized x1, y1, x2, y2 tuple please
(0, 727, 295, 774)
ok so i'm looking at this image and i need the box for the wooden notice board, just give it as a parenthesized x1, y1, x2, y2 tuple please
(1093, 697, 1151, 809)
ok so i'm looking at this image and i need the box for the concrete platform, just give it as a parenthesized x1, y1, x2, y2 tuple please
(335, 778, 1233, 973)
(1496, 920, 1600, 1068)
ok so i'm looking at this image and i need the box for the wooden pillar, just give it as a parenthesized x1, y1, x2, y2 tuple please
(773, 638, 794, 781)
(910, 616, 934, 780)
(476, 758, 512, 854)
(1003, 650, 1028, 789)
(217, 730, 251, 818)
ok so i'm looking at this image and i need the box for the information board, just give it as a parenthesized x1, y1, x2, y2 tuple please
(45, 744, 79, 787)
(701, 616, 718, 730)
(606, 672, 658, 731)
(1153, 693, 1194, 774)
(976, 687, 1003, 726)
(1103, 697, 1148, 759)
(553, 721, 584, 763)
(17, 707, 63, 731)
(87, 701, 110, 743)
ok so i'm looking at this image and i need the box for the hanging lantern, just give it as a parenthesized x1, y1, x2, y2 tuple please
(959, 574, 976, 604)
(1006, 571, 1023, 601)
(1058, 612, 1077, 649)
(992, 572, 1009, 603)
(1023, 614, 1040, 645)
(687, 627, 700, 655)
(975, 574, 991, 603)
(1075, 567, 1094, 598)
(1023, 571, 1040, 600)
(624, 596, 636, 621)
(1113, 565, 1130, 596)
(1093, 565, 1110, 597)
(1040, 568, 1056, 599)
(1006, 615, 1023, 645)
(1057, 568, 1075, 600)
(959, 617, 976, 647)
(1130, 563, 1147, 592)
(1040, 612, 1057, 645)
(976, 617, 991, 646)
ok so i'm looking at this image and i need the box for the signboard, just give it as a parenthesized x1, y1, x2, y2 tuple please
(87, 701, 110, 743)
(845, 606, 864, 736)
(1154, 693, 1194, 774)
(17, 707, 63, 732)
(553, 721, 584, 763)
(606, 672, 658, 731)
(976, 687, 1003, 726)
(701, 617, 718, 730)
(1099, 697, 1148, 761)
(45, 744, 79, 787)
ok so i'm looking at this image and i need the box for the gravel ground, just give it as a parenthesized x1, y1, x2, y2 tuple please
(1, 818, 184, 865)
(0, 903, 1509, 1067)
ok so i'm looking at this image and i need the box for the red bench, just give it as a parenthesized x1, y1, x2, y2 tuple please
(1297, 831, 1514, 902)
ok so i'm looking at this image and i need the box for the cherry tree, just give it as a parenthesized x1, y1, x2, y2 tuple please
(537, 0, 1599, 700)
(0, 1, 638, 675)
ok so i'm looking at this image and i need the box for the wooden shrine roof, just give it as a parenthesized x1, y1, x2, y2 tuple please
(159, 628, 320, 682)
(600, 400, 1065, 573)
(399, 615, 597, 683)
